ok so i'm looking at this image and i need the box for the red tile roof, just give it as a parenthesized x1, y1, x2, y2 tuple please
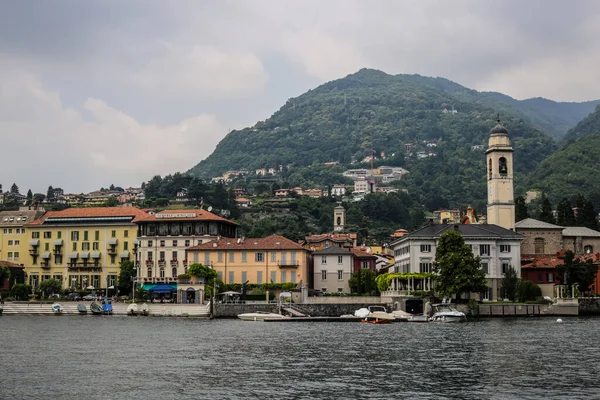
(27, 207, 150, 225)
(522, 251, 600, 269)
(305, 233, 357, 242)
(351, 248, 376, 258)
(134, 209, 237, 225)
(0, 260, 23, 268)
(187, 234, 307, 251)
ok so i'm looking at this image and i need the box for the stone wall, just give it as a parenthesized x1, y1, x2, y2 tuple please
(578, 298, 600, 315)
(214, 302, 393, 318)
(518, 229, 562, 255)
(563, 237, 600, 255)
(476, 302, 578, 317)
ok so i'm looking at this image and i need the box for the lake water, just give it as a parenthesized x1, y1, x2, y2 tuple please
(1, 316, 598, 399)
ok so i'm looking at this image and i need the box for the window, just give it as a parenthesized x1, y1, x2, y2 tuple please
(184, 240, 190, 247)
(82, 242, 90, 251)
(160, 240, 165, 247)
(229, 271, 234, 284)
(229, 252, 234, 262)
(337, 270, 343, 280)
(159, 251, 165, 260)
(321, 256, 327, 264)
(547, 273, 554, 283)
(337, 255, 343, 264)
(148, 240, 153, 247)
(271, 252, 277, 262)
(124, 230, 129, 238)
(71, 231, 79, 241)
(499, 157, 508, 176)
(480, 245, 490, 256)
(83, 231, 88, 241)
(242, 252, 247, 262)
(110, 255, 116, 264)
(500, 245, 511, 253)
(55, 255, 62, 265)
(172, 251, 177, 261)
(93, 242, 99, 250)
(111, 230, 116, 238)
(481, 262, 489, 273)
(32, 232, 40, 239)
(57, 231, 62, 239)
(124, 241, 128, 250)
(502, 263, 510, 274)
(7, 252, 13, 260)
(44, 242, 49, 251)
(255, 252, 264, 262)
(584, 245, 594, 254)
(321, 288, 327, 293)
(7, 240, 13, 246)
(257, 271, 263, 284)
(362, 261, 370, 269)
(419, 262, 432, 273)
(291, 252, 296, 264)
(160, 268, 165, 278)
(148, 251, 153, 260)
(173, 240, 178, 247)
(72, 242, 77, 251)
(537, 272, 543, 283)
(217, 252, 223, 262)
(43, 231, 52, 239)
(14, 240, 20, 246)
(172, 267, 177, 277)
(420, 244, 432, 253)
(290, 271, 296, 284)
(280, 271, 286, 283)
(271, 271, 276, 283)
(242, 271, 247, 283)
(204, 252, 210, 265)
(147, 267, 152, 278)
(534, 238, 545, 254)
(337, 288, 343, 293)
(321, 270, 327, 281)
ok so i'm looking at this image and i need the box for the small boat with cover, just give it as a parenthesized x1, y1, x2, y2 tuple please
(237, 311, 288, 321)
(90, 302, 103, 315)
(140, 303, 149, 316)
(77, 304, 88, 314)
(127, 303, 139, 316)
(52, 303, 63, 314)
(102, 302, 113, 315)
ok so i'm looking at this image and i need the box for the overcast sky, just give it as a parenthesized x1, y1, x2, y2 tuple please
(1, 0, 599, 194)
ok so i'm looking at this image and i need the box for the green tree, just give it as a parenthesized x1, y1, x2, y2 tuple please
(575, 194, 597, 230)
(433, 230, 488, 300)
(33, 193, 46, 205)
(515, 196, 529, 222)
(0, 266, 11, 283)
(556, 250, 599, 294)
(26, 189, 33, 201)
(556, 198, 576, 226)
(47, 186, 54, 201)
(516, 280, 542, 302)
(500, 266, 519, 301)
(11, 283, 32, 300)
(538, 197, 555, 224)
(348, 269, 379, 295)
(188, 263, 221, 297)
(104, 197, 119, 207)
(38, 278, 62, 298)
(10, 183, 19, 194)
(117, 260, 136, 295)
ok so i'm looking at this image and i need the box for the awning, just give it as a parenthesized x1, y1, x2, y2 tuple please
(41, 252, 51, 259)
(90, 252, 101, 258)
(107, 238, 118, 245)
(68, 252, 78, 259)
(53, 239, 63, 246)
(29, 239, 40, 246)
(119, 252, 130, 259)
(146, 284, 177, 293)
(80, 251, 90, 259)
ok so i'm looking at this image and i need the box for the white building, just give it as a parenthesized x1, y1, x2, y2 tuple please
(313, 246, 354, 294)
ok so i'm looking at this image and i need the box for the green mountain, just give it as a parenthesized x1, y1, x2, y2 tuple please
(527, 105, 600, 202)
(188, 69, 597, 211)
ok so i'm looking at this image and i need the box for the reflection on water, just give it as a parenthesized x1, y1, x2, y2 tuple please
(1, 316, 599, 399)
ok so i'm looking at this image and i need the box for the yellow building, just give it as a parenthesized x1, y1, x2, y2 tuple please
(26, 207, 149, 292)
(0, 207, 46, 266)
(186, 235, 310, 287)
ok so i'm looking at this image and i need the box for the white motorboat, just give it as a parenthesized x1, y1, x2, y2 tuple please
(52, 303, 63, 314)
(127, 303, 139, 316)
(237, 311, 288, 321)
(429, 303, 467, 323)
(356, 306, 396, 323)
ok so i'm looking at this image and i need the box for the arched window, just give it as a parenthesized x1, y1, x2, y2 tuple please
(534, 238, 545, 254)
(584, 245, 593, 254)
(159, 268, 165, 278)
(488, 159, 492, 180)
(147, 267, 152, 278)
(336, 216, 342, 226)
(172, 267, 177, 277)
(499, 157, 508, 176)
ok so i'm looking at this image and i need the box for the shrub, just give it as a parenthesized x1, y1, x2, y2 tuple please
(517, 280, 542, 302)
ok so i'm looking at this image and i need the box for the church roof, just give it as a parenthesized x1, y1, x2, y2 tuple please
(562, 227, 600, 237)
(391, 223, 522, 244)
(515, 218, 563, 230)
(490, 123, 508, 135)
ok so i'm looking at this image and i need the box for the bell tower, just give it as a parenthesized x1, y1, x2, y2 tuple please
(486, 117, 515, 230)
(333, 204, 346, 232)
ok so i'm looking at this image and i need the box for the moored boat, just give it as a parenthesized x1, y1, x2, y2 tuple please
(52, 303, 63, 314)
(127, 303, 139, 316)
(358, 305, 396, 323)
(238, 311, 288, 321)
(102, 302, 113, 315)
(90, 302, 103, 315)
(429, 303, 467, 323)
(140, 303, 149, 316)
(77, 304, 88, 314)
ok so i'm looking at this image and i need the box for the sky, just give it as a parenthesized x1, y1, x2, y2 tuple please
(1, 0, 599, 194)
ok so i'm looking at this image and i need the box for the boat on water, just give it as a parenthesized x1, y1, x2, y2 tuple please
(90, 302, 103, 315)
(429, 303, 467, 323)
(127, 303, 139, 316)
(102, 302, 113, 315)
(0, 304, 4, 315)
(52, 303, 63, 314)
(237, 311, 288, 321)
(140, 303, 149, 316)
(77, 304, 88, 314)
(356, 306, 396, 323)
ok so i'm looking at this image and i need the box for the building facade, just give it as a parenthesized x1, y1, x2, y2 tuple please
(135, 209, 238, 286)
(0, 207, 46, 266)
(25, 207, 149, 293)
(313, 246, 354, 294)
(186, 235, 310, 287)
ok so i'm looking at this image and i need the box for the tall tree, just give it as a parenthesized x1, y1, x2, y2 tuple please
(117, 260, 136, 295)
(434, 230, 488, 300)
(575, 194, 597, 230)
(556, 197, 576, 226)
(349, 269, 379, 296)
(10, 183, 19, 194)
(538, 197, 555, 224)
(556, 250, 599, 294)
(26, 189, 33, 201)
(515, 196, 529, 222)
(47, 186, 54, 201)
(500, 266, 519, 301)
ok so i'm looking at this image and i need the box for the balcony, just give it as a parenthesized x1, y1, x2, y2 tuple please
(41, 263, 50, 269)
(53, 247, 62, 255)
(170, 260, 178, 267)
(145, 260, 153, 266)
(277, 261, 300, 268)
(158, 260, 166, 268)
(29, 247, 39, 256)
(107, 247, 117, 255)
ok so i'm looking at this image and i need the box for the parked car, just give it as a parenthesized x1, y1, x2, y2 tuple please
(82, 294, 96, 301)
(66, 293, 82, 301)
(48, 294, 61, 299)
